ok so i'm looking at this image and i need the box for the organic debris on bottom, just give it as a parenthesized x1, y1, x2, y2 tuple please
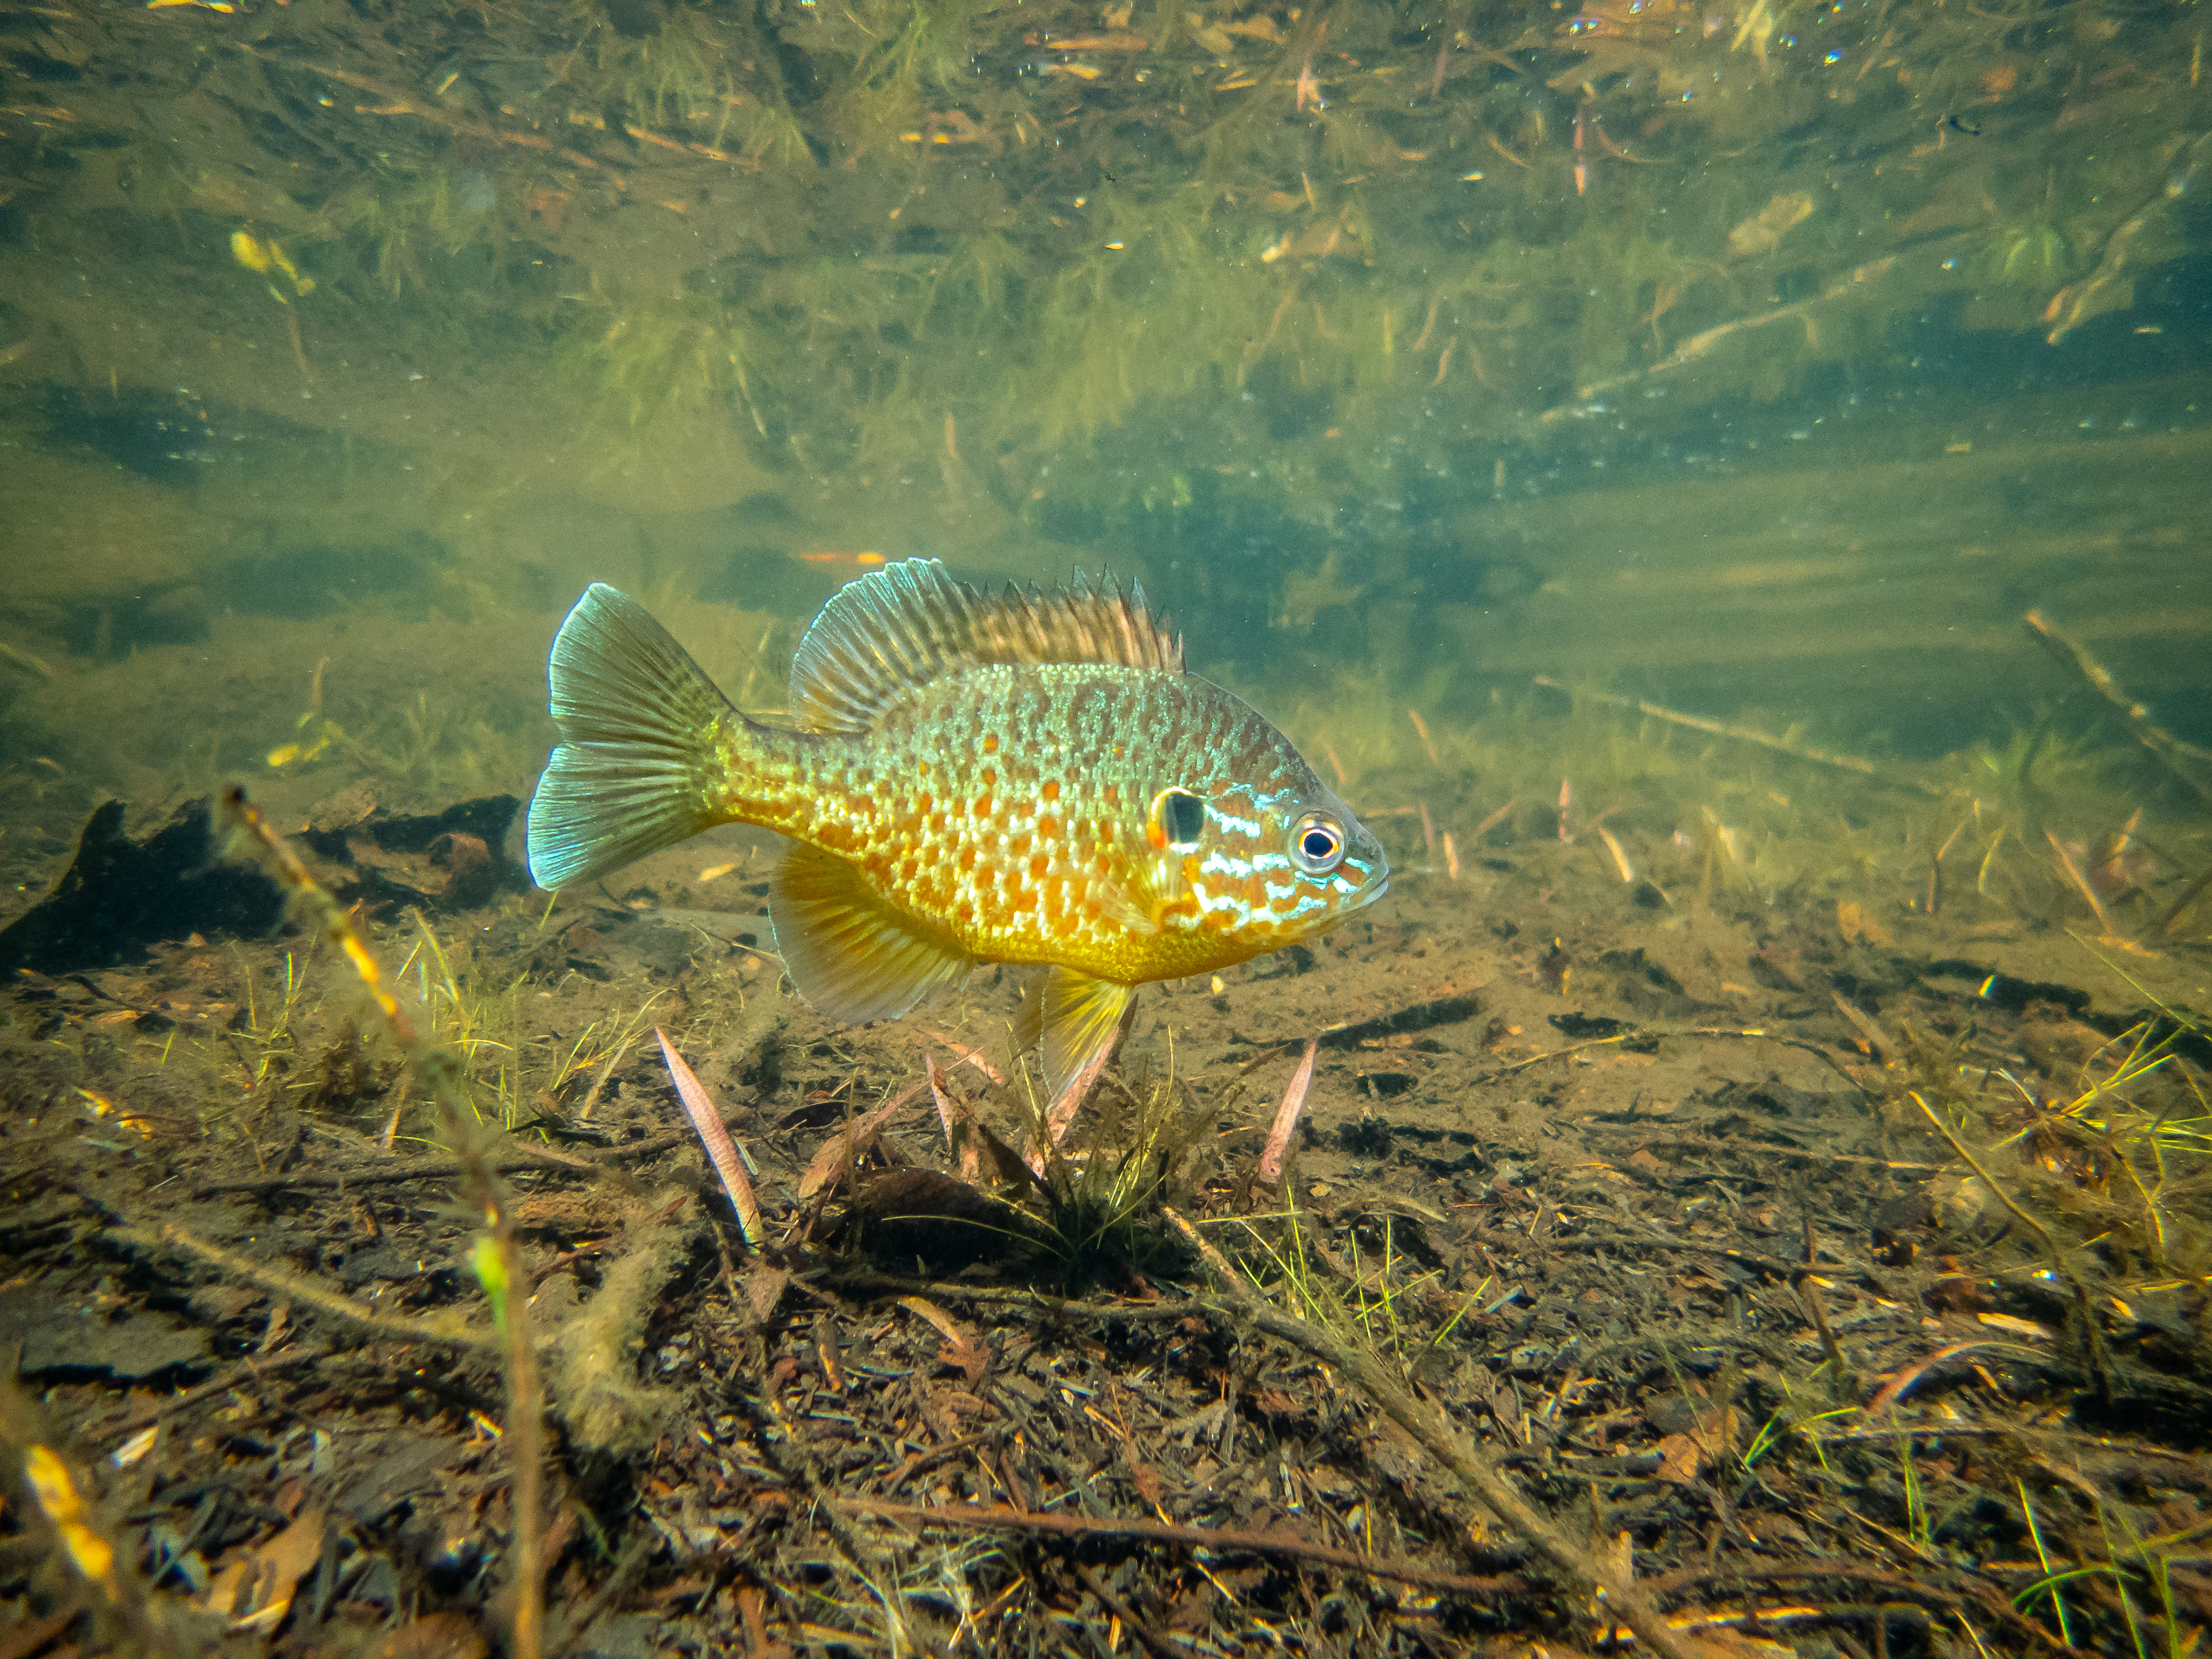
(1, 759, 2208, 1659)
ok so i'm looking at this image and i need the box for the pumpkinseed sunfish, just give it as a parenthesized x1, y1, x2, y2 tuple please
(525, 559, 1389, 1098)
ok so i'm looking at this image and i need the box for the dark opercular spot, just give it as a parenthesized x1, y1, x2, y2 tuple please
(1159, 787, 1205, 846)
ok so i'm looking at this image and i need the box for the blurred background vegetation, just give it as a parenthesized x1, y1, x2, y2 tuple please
(1, 0, 2207, 822)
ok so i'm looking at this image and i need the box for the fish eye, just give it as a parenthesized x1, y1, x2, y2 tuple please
(1290, 813, 1345, 875)
(1152, 787, 1207, 849)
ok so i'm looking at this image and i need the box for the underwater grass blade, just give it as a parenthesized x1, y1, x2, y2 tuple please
(656, 1027, 763, 1246)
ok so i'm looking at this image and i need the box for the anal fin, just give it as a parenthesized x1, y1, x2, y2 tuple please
(770, 841, 974, 1024)
(1037, 966, 1136, 1133)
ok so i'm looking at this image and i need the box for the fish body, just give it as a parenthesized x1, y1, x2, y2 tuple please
(526, 560, 1388, 1095)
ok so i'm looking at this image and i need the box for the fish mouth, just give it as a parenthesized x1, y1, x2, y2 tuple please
(1347, 869, 1391, 913)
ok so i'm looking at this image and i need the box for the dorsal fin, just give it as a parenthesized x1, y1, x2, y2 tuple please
(788, 558, 1183, 733)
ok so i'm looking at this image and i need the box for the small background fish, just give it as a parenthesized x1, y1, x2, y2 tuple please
(526, 559, 1389, 1097)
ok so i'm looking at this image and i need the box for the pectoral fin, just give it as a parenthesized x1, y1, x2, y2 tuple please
(1091, 849, 1185, 937)
(1037, 966, 1136, 1121)
(770, 841, 974, 1024)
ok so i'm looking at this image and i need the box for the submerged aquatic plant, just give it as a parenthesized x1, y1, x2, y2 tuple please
(574, 280, 757, 431)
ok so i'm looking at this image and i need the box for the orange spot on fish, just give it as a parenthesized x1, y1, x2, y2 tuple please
(972, 795, 993, 820)
(1029, 852, 1050, 879)
(794, 550, 888, 567)
(982, 733, 999, 754)
(1036, 814, 1060, 839)
(1041, 779, 1061, 802)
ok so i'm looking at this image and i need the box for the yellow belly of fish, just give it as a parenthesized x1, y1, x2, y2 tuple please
(780, 776, 1275, 987)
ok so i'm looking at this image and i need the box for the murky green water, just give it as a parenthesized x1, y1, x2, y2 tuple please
(2, 0, 2208, 846)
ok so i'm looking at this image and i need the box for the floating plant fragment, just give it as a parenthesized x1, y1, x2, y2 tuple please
(656, 1027, 763, 1245)
(1259, 1037, 1319, 1185)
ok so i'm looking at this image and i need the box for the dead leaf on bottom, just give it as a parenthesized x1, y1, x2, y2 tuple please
(1836, 899, 1893, 947)
(197, 1505, 324, 1632)
(899, 1295, 988, 1384)
(747, 1265, 791, 1323)
(1652, 1431, 1706, 1484)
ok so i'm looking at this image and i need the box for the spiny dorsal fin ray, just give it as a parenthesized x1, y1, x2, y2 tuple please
(789, 558, 1182, 733)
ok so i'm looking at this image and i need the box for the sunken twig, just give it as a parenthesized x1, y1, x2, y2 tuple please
(2024, 609, 2212, 802)
(215, 787, 545, 1659)
(1162, 1208, 1709, 1659)
(193, 1134, 680, 1196)
(833, 1498, 1525, 1598)
(111, 1225, 496, 1353)
(1535, 677, 1877, 775)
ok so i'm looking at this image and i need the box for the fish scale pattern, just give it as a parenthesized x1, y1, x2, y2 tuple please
(709, 660, 1352, 986)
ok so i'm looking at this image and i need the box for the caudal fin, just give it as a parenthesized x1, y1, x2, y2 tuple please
(526, 584, 742, 891)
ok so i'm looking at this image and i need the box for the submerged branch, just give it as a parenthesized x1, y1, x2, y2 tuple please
(2024, 608, 2212, 802)
(1161, 1206, 1709, 1659)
